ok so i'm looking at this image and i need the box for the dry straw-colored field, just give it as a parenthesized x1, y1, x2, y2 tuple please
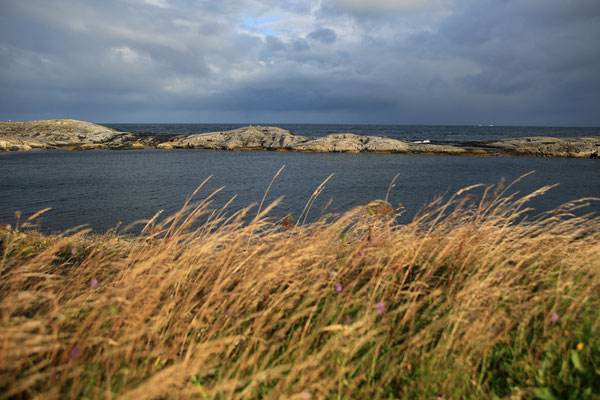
(1, 175, 599, 399)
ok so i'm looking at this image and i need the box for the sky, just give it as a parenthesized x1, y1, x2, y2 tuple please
(1, 0, 599, 125)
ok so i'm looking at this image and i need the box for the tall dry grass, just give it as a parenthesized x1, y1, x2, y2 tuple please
(1, 177, 599, 399)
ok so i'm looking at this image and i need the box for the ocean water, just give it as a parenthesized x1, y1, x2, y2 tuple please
(1, 124, 599, 233)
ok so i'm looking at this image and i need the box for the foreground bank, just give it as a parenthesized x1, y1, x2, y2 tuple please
(1, 119, 599, 157)
(1, 185, 599, 399)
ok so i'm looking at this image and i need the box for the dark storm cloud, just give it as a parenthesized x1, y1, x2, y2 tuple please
(307, 28, 337, 44)
(420, 0, 600, 123)
(0, 0, 599, 125)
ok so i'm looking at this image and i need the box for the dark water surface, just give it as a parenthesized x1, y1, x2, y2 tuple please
(1, 147, 598, 233)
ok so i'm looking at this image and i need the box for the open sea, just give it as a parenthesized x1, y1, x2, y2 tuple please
(1, 124, 598, 233)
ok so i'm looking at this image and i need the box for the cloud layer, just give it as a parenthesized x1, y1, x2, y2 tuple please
(1, 0, 599, 125)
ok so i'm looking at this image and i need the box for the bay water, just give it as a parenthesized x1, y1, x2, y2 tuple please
(1, 124, 598, 232)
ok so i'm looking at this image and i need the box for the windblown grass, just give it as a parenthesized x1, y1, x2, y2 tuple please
(1, 178, 599, 399)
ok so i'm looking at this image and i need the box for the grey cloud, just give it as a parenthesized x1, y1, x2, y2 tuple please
(307, 28, 338, 44)
(508, 0, 600, 25)
(1, 0, 599, 125)
(291, 38, 310, 51)
(400, 0, 600, 110)
(208, 74, 398, 117)
(265, 35, 286, 51)
(325, 0, 439, 16)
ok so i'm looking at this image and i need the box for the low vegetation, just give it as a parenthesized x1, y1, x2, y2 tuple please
(1, 178, 599, 399)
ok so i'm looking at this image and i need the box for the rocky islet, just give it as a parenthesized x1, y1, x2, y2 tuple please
(1, 119, 598, 158)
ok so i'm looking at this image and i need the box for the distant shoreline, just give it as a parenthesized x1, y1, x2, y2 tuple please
(1, 119, 599, 158)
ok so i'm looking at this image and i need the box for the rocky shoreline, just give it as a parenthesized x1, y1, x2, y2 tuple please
(1, 119, 598, 158)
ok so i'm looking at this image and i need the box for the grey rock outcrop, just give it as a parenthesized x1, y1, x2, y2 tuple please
(157, 128, 474, 155)
(0, 119, 140, 150)
(471, 136, 600, 158)
(292, 133, 408, 153)
(156, 126, 311, 150)
(2, 119, 599, 158)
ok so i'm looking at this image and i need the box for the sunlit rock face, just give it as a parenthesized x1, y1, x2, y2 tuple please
(160, 126, 311, 150)
(2, 120, 599, 158)
(0, 119, 136, 150)
(475, 137, 600, 158)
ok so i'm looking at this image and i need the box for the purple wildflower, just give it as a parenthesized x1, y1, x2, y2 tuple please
(225, 309, 231, 317)
(335, 283, 342, 293)
(344, 315, 352, 324)
(358, 250, 365, 258)
(98, 249, 104, 257)
(496, 272, 503, 279)
(550, 312, 560, 323)
(70, 247, 77, 256)
(69, 346, 81, 358)
(376, 302, 385, 315)
(90, 278, 98, 288)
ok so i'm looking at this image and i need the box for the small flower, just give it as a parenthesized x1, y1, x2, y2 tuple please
(469, 312, 477, 321)
(69, 346, 81, 358)
(335, 283, 342, 293)
(300, 391, 311, 400)
(344, 315, 352, 324)
(577, 342, 584, 351)
(98, 249, 104, 257)
(70, 247, 77, 256)
(358, 250, 365, 258)
(550, 312, 560, 323)
(406, 363, 412, 371)
(224, 309, 231, 317)
(90, 278, 98, 288)
(329, 270, 338, 278)
(496, 272, 503, 278)
(376, 302, 385, 315)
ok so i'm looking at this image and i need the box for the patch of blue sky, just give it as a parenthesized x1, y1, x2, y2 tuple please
(239, 15, 281, 36)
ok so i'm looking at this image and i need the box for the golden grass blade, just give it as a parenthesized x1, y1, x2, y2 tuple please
(1, 179, 599, 399)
